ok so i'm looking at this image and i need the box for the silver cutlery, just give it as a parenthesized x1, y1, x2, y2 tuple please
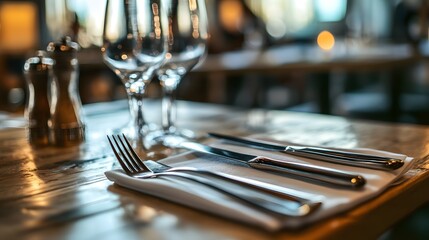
(208, 132, 404, 171)
(175, 141, 366, 189)
(107, 134, 322, 217)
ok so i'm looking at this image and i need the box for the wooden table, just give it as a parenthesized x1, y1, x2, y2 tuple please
(1, 100, 429, 239)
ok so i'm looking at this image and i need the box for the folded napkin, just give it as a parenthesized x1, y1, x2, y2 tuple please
(105, 142, 415, 231)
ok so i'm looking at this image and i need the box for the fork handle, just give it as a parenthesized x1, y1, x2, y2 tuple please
(140, 171, 320, 217)
(168, 167, 313, 203)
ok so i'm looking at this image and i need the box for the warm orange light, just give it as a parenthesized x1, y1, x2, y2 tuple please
(317, 30, 335, 51)
(219, 0, 243, 33)
(0, 2, 38, 51)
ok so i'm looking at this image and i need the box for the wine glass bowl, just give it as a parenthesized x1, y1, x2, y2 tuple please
(102, 0, 167, 144)
(148, 0, 208, 147)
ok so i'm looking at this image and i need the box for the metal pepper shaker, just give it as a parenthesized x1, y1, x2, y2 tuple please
(23, 51, 54, 147)
(47, 36, 85, 146)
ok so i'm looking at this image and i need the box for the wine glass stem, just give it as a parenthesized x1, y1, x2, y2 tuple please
(126, 82, 147, 135)
(162, 87, 176, 132)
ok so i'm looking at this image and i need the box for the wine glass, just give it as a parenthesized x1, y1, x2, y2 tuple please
(147, 0, 208, 147)
(102, 0, 167, 145)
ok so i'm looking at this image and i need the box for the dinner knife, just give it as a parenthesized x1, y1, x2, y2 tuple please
(208, 132, 404, 170)
(177, 141, 366, 189)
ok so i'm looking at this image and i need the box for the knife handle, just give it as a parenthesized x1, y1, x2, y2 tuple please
(286, 146, 404, 170)
(248, 157, 366, 189)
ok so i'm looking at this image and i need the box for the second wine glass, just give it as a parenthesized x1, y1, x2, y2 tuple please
(102, 0, 167, 145)
(149, 0, 208, 147)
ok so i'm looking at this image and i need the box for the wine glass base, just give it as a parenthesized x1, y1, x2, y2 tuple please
(107, 122, 159, 154)
(145, 128, 195, 150)
(108, 122, 158, 136)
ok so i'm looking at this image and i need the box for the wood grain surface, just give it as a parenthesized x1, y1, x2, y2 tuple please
(1, 100, 428, 240)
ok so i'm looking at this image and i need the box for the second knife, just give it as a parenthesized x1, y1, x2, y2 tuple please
(208, 132, 404, 170)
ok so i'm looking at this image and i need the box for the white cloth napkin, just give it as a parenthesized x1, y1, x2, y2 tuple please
(105, 142, 415, 231)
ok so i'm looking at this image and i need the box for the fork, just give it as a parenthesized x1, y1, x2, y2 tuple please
(107, 134, 322, 217)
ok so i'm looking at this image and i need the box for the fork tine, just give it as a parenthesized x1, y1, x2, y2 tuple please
(111, 135, 139, 173)
(116, 134, 148, 172)
(114, 135, 141, 172)
(107, 135, 133, 174)
(121, 133, 149, 171)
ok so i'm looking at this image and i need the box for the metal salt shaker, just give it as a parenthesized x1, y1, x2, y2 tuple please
(23, 51, 54, 146)
(47, 36, 85, 146)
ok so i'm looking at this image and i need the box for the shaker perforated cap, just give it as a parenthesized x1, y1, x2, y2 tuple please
(23, 51, 54, 73)
(47, 36, 80, 53)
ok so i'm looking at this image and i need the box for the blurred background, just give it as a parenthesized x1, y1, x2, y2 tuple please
(1, 0, 429, 124)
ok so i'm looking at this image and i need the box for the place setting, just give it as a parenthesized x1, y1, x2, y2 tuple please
(95, 0, 419, 232)
(105, 129, 415, 230)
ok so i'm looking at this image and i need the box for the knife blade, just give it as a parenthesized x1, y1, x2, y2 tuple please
(177, 141, 366, 189)
(208, 132, 404, 170)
